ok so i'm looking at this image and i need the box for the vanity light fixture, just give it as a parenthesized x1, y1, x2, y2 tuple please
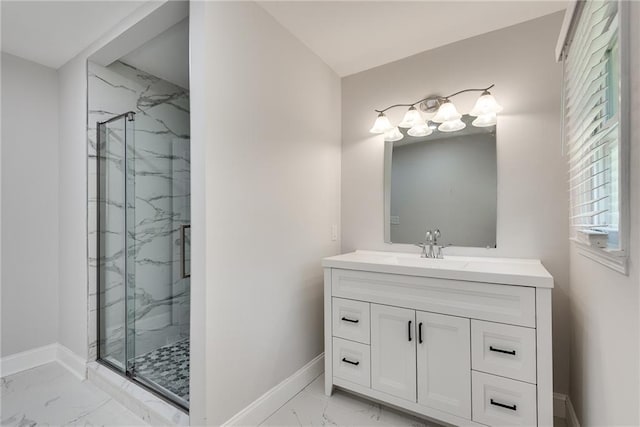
(438, 118, 466, 132)
(370, 84, 500, 137)
(431, 100, 462, 123)
(469, 90, 503, 116)
(469, 90, 501, 128)
(369, 112, 394, 134)
(407, 122, 433, 137)
(384, 126, 404, 142)
(398, 106, 423, 128)
(472, 112, 497, 127)
(431, 99, 465, 132)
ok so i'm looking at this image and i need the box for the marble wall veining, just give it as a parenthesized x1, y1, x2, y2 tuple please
(87, 60, 190, 367)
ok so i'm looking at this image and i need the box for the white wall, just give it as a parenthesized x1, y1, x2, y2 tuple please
(341, 12, 570, 394)
(568, 3, 640, 425)
(1, 53, 59, 356)
(190, 2, 341, 423)
(57, 54, 90, 359)
(188, 3, 207, 421)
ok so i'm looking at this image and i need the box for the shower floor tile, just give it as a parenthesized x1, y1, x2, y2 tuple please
(132, 338, 190, 402)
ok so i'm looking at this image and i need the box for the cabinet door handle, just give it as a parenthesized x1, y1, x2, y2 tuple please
(408, 320, 412, 342)
(341, 317, 359, 323)
(490, 399, 517, 411)
(418, 322, 423, 344)
(490, 346, 516, 356)
(342, 357, 360, 366)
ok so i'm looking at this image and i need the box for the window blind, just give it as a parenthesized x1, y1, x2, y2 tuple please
(564, 1, 620, 244)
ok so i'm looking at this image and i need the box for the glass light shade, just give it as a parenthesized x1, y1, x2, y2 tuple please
(422, 111, 437, 121)
(384, 126, 404, 142)
(432, 100, 462, 123)
(398, 106, 423, 128)
(407, 122, 433, 137)
(470, 92, 503, 116)
(472, 112, 497, 127)
(438, 119, 466, 133)
(369, 113, 393, 134)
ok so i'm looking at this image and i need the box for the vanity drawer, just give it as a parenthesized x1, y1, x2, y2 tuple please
(332, 298, 370, 344)
(472, 371, 537, 426)
(471, 320, 537, 384)
(332, 337, 371, 388)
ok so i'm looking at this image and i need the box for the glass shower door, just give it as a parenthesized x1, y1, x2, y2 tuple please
(97, 109, 190, 410)
(97, 112, 136, 373)
(128, 127, 191, 408)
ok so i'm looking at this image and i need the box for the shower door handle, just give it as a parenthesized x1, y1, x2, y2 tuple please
(181, 224, 191, 279)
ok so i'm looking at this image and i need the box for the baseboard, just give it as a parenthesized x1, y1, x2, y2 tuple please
(223, 353, 325, 426)
(0, 343, 58, 377)
(554, 393, 567, 419)
(0, 343, 87, 380)
(56, 344, 87, 380)
(554, 393, 581, 427)
(565, 395, 581, 427)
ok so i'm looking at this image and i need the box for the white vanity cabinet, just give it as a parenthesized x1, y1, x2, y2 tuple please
(416, 311, 471, 419)
(370, 304, 417, 401)
(323, 251, 554, 427)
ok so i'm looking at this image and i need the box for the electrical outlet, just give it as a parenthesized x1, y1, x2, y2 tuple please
(390, 216, 400, 225)
(331, 224, 338, 241)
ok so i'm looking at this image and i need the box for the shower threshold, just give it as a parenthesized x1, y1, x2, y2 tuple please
(88, 361, 189, 426)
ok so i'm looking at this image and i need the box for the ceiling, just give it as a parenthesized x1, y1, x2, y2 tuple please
(258, 1, 567, 77)
(120, 17, 189, 89)
(1, 1, 145, 69)
(1, 1, 566, 75)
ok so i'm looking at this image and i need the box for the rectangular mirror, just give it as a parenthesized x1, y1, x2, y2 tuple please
(384, 114, 497, 248)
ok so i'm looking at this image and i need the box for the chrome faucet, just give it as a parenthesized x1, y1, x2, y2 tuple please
(417, 229, 444, 259)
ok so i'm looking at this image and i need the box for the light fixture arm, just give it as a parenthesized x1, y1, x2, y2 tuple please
(443, 84, 495, 100)
(374, 84, 495, 113)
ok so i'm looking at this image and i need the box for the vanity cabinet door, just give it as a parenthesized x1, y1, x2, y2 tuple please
(416, 311, 471, 419)
(371, 304, 417, 402)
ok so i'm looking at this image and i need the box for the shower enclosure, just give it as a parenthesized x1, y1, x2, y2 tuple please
(96, 103, 191, 409)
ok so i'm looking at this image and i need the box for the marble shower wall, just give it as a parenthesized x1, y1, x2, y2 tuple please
(88, 60, 190, 364)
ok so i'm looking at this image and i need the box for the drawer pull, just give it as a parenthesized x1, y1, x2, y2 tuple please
(408, 320, 412, 342)
(490, 399, 517, 411)
(490, 346, 516, 356)
(342, 357, 360, 366)
(341, 317, 359, 323)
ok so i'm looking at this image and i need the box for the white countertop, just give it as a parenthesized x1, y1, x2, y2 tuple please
(322, 250, 554, 288)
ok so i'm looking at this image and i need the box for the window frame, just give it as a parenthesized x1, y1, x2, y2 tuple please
(561, 0, 630, 274)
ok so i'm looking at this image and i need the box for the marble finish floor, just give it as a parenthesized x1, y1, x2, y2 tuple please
(261, 375, 569, 427)
(261, 375, 440, 427)
(1, 363, 568, 427)
(1, 362, 147, 426)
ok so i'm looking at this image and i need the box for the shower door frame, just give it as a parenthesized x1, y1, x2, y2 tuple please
(96, 111, 136, 377)
(95, 111, 190, 413)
